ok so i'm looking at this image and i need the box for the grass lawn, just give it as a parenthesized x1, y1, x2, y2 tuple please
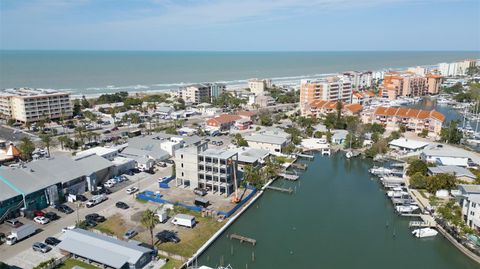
(159, 207, 225, 257)
(159, 257, 183, 269)
(57, 259, 100, 269)
(95, 213, 132, 237)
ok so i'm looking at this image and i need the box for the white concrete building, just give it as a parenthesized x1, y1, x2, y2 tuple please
(248, 79, 272, 96)
(75, 147, 119, 161)
(459, 185, 480, 231)
(438, 60, 477, 77)
(180, 83, 226, 104)
(342, 71, 372, 89)
(0, 88, 72, 123)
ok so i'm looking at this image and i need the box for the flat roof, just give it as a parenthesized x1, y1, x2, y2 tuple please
(230, 147, 270, 163)
(458, 184, 480, 195)
(389, 138, 429, 150)
(57, 229, 151, 268)
(428, 165, 476, 179)
(0, 175, 22, 201)
(200, 148, 237, 159)
(75, 147, 118, 159)
(245, 134, 288, 145)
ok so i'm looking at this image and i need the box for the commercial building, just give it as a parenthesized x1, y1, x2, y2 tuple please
(0, 88, 72, 123)
(58, 229, 154, 269)
(362, 106, 445, 137)
(248, 79, 272, 95)
(388, 138, 429, 153)
(0, 155, 113, 221)
(300, 77, 353, 115)
(175, 143, 239, 196)
(75, 147, 119, 161)
(180, 83, 226, 104)
(244, 128, 291, 153)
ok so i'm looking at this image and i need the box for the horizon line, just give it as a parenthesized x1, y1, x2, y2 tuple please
(1, 49, 479, 53)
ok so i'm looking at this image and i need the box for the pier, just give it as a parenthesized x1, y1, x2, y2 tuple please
(229, 234, 257, 246)
(278, 173, 299, 181)
(265, 185, 293, 194)
(297, 153, 315, 160)
(291, 163, 307, 170)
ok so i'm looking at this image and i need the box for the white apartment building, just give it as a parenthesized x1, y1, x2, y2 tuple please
(248, 78, 272, 96)
(459, 185, 480, 231)
(342, 71, 372, 89)
(180, 83, 226, 104)
(0, 88, 72, 123)
(175, 143, 239, 196)
(438, 60, 477, 77)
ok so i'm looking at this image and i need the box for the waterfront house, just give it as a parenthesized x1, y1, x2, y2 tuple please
(428, 166, 476, 183)
(388, 138, 429, 153)
(420, 145, 479, 167)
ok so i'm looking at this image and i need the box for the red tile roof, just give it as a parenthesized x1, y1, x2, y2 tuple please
(373, 106, 445, 122)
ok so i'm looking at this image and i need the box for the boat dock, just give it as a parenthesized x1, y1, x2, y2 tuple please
(278, 173, 299, 181)
(408, 215, 436, 228)
(297, 153, 315, 160)
(229, 234, 257, 246)
(265, 186, 293, 194)
(291, 163, 307, 170)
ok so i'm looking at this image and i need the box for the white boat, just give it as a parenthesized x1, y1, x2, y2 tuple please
(321, 148, 331, 156)
(387, 190, 409, 198)
(412, 228, 438, 238)
(395, 205, 419, 214)
(369, 167, 394, 176)
(345, 151, 353, 159)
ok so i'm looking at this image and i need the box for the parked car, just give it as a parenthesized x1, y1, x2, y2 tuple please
(56, 204, 74, 214)
(126, 187, 139, 195)
(130, 168, 141, 174)
(45, 237, 61, 246)
(32, 242, 51, 253)
(85, 213, 106, 222)
(193, 188, 208, 196)
(76, 194, 88, 202)
(5, 219, 23, 228)
(81, 219, 97, 228)
(123, 229, 138, 240)
(156, 230, 180, 243)
(32, 210, 45, 217)
(62, 225, 75, 233)
(157, 162, 167, 168)
(44, 212, 59, 221)
(104, 181, 115, 188)
(34, 216, 50, 225)
(165, 159, 174, 164)
(116, 202, 129, 209)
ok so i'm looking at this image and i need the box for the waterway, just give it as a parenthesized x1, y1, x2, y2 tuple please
(198, 153, 480, 268)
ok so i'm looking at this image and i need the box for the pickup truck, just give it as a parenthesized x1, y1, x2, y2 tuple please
(86, 194, 107, 208)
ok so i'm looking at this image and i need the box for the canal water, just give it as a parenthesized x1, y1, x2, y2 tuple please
(198, 153, 480, 269)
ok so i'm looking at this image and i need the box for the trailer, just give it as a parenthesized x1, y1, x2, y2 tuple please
(155, 208, 168, 223)
(6, 224, 37, 245)
(172, 214, 196, 228)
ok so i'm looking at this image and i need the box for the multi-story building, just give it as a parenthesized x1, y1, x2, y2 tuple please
(342, 71, 372, 89)
(381, 72, 441, 98)
(361, 106, 445, 137)
(300, 77, 352, 114)
(459, 185, 480, 231)
(306, 100, 363, 117)
(180, 83, 226, 104)
(0, 88, 72, 123)
(175, 143, 239, 196)
(438, 60, 477, 77)
(248, 79, 272, 96)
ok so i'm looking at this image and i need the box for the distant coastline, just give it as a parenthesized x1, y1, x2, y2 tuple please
(1, 50, 479, 97)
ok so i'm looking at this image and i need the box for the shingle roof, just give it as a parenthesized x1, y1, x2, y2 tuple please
(428, 166, 476, 179)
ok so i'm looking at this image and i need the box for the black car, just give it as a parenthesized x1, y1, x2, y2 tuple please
(91, 187, 111, 195)
(56, 204, 74, 214)
(85, 213, 106, 222)
(44, 212, 59, 221)
(156, 230, 180, 243)
(116, 202, 129, 209)
(76, 194, 88, 202)
(130, 168, 141, 174)
(165, 159, 174, 164)
(82, 219, 97, 228)
(45, 237, 61, 246)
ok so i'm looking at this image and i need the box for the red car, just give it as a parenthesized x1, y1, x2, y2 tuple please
(32, 210, 44, 217)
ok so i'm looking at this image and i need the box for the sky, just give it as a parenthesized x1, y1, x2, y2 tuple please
(0, 0, 479, 51)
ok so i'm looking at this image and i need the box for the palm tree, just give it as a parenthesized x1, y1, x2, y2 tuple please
(140, 209, 159, 247)
(58, 135, 68, 150)
(40, 134, 53, 156)
(19, 137, 35, 160)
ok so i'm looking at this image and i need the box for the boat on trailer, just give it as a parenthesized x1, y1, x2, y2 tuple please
(412, 228, 438, 238)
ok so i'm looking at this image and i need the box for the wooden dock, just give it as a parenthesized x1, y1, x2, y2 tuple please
(230, 234, 257, 246)
(291, 163, 307, 170)
(278, 173, 299, 181)
(297, 153, 314, 160)
(265, 186, 293, 194)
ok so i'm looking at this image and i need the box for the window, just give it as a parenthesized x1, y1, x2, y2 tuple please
(181, 154, 184, 159)
(181, 163, 184, 168)
(181, 172, 184, 177)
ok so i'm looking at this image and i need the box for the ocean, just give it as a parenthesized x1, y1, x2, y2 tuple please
(0, 50, 479, 96)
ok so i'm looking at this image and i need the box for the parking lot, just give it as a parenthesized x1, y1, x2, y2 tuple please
(0, 166, 172, 268)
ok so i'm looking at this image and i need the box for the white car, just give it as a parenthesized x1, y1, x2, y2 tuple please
(126, 187, 139, 195)
(34, 216, 50, 225)
(62, 225, 75, 233)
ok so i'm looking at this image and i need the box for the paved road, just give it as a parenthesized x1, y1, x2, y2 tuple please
(0, 166, 172, 267)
